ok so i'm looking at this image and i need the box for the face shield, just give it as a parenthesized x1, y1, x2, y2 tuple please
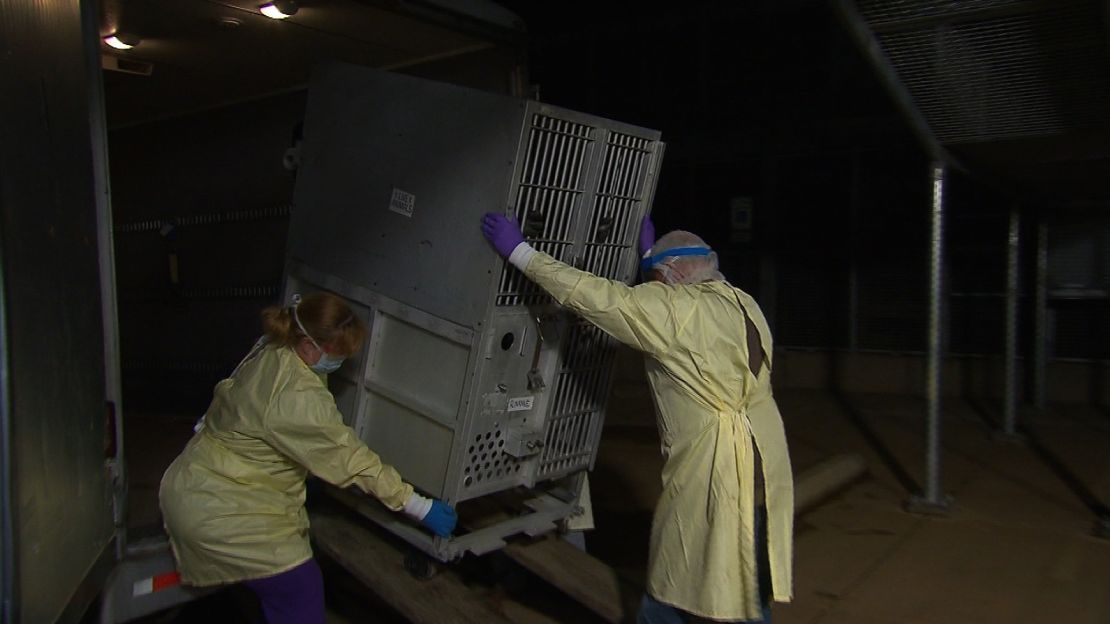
(640, 246, 714, 284)
(640, 231, 725, 284)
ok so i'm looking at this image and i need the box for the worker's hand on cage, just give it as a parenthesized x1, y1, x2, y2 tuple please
(403, 493, 458, 537)
(639, 215, 656, 256)
(481, 212, 525, 259)
(421, 499, 458, 537)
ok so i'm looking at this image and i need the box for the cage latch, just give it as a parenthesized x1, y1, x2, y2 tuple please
(504, 424, 544, 458)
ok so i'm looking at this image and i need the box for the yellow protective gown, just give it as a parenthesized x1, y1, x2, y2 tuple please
(524, 252, 793, 620)
(159, 343, 414, 586)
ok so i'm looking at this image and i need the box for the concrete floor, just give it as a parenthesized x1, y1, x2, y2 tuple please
(767, 392, 1110, 624)
(123, 388, 1110, 623)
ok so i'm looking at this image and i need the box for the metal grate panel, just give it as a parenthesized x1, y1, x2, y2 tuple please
(538, 321, 615, 477)
(497, 114, 594, 306)
(1048, 215, 1110, 291)
(854, 0, 1110, 144)
(860, 0, 1053, 23)
(582, 131, 654, 279)
(1052, 300, 1110, 359)
(538, 412, 594, 477)
(857, 264, 928, 351)
(114, 203, 292, 233)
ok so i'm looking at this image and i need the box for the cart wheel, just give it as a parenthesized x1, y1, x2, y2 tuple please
(403, 549, 439, 580)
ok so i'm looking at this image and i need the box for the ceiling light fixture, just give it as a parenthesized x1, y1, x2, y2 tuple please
(104, 32, 140, 50)
(259, 0, 298, 19)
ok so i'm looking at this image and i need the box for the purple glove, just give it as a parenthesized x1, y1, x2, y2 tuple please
(639, 215, 656, 256)
(481, 212, 525, 259)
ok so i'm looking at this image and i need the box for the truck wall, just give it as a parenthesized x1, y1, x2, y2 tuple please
(0, 0, 117, 621)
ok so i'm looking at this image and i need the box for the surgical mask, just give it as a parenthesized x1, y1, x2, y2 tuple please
(311, 351, 346, 374)
(290, 293, 346, 374)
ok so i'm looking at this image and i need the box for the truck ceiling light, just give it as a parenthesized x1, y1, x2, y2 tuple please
(104, 33, 140, 50)
(260, 0, 298, 19)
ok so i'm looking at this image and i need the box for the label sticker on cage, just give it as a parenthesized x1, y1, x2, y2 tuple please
(389, 187, 415, 218)
(507, 396, 535, 412)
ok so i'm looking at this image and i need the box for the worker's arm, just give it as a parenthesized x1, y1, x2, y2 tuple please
(482, 212, 688, 356)
(265, 381, 457, 536)
(520, 250, 688, 357)
(265, 384, 414, 510)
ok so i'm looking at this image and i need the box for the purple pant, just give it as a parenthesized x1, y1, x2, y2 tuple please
(244, 559, 325, 624)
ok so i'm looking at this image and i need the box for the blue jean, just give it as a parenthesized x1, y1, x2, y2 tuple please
(243, 558, 325, 624)
(638, 594, 772, 624)
(637, 507, 772, 624)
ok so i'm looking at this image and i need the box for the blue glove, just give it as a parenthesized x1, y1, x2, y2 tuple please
(639, 215, 656, 256)
(421, 499, 458, 537)
(481, 213, 525, 259)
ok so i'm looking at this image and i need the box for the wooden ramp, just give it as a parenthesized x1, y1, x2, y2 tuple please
(497, 453, 868, 623)
(311, 453, 865, 623)
(311, 502, 637, 623)
(503, 534, 639, 623)
(311, 509, 514, 624)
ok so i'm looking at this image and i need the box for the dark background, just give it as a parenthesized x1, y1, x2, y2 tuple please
(104, 0, 1109, 412)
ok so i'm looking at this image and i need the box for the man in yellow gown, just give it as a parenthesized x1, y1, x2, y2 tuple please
(481, 213, 793, 623)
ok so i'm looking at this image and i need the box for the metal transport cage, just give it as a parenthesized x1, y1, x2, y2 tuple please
(285, 62, 664, 560)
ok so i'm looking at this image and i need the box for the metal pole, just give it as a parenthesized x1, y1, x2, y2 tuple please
(1033, 220, 1049, 410)
(0, 230, 14, 624)
(1002, 208, 1021, 437)
(849, 152, 861, 351)
(925, 163, 945, 505)
(759, 158, 778, 332)
(909, 162, 951, 514)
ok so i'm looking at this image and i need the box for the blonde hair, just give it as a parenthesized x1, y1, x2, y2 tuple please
(261, 292, 367, 357)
